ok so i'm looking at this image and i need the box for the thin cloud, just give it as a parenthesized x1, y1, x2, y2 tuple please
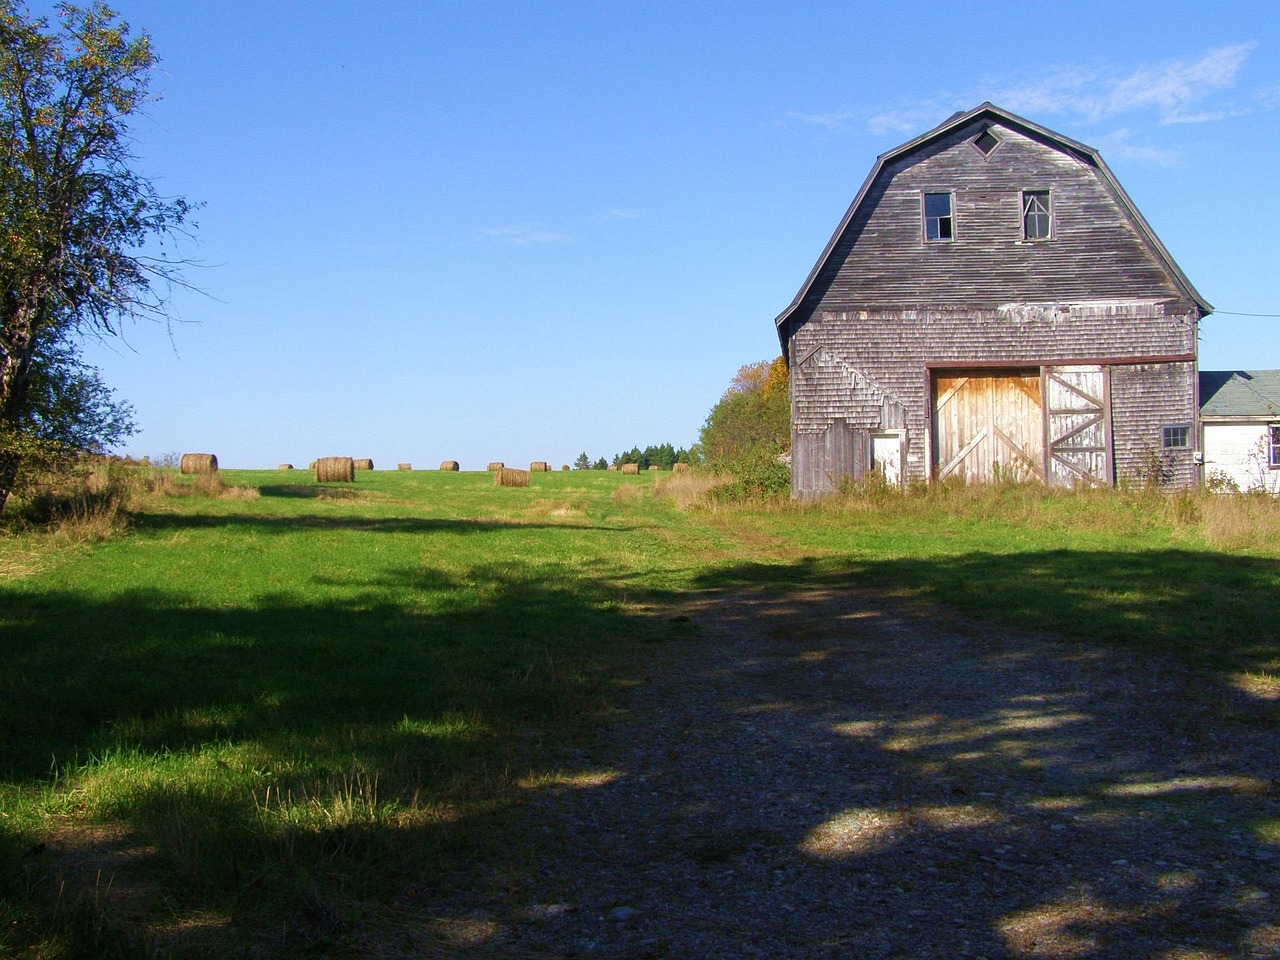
(994, 43, 1258, 125)
(819, 42, 1260, 145)
(1094, 129, 1184, 167)
(481, 224, 573, 245)
(608, 208, 643, 220)
(787, 109, 859, 130)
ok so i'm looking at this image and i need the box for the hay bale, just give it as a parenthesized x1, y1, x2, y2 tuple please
(621, 463, 640, 475)
(308, 460, 317, 470)
(397, 462, 412, 471)
(530, 461, 549, 472)
(648, 465, 660, 471)
(180, 453, 218, 475)
(561, 464, 570, 471)
(439, 460, 460, 472)
(607, 464, 618, 471)
(495, 467, 530, 488)
(315, 456, 355, 483)
(487, 461, 504, 472)
(277, 463, 294, 471)
(353, 458, 374, 471)
(672, 462, 690, 473)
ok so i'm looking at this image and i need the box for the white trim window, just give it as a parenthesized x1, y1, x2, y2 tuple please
(1022, 190, 1051, 240)
(1161, 424, 1190, 449)
(1269, 424, 1280, 469)
(924, 192, 954, 241)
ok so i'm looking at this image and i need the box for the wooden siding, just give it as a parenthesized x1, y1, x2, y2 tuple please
(789, 301, 1196, 493)
(1110, 362, 1198, 486)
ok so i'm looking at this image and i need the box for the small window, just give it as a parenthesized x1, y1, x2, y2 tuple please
(1269, 425, 1280, 469)
(973, 128, 1000, 157)
(924, 192, 953, 241)
(1023, 190, 1051, 240)
(1161, 424, 1190, 449)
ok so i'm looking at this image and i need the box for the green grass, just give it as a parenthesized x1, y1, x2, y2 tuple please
(1, 468, 1277, 956)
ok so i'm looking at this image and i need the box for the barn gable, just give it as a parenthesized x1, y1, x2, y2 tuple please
(778, 103, 1210, 497)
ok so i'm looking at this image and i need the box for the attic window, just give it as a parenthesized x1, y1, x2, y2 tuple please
(923, 193, 954, 241)
(973, 128, 1000, 157)
(1023, 190, 1051, 240)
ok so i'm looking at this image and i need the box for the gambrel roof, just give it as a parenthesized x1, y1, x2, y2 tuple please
(775, 102, 1213, 350)
(1200, 370, 1280, 419)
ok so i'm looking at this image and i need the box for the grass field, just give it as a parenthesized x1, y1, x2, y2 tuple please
(1, 467, 1277, 957)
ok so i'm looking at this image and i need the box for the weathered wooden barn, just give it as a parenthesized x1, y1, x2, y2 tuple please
(775, 103, 1211, 497)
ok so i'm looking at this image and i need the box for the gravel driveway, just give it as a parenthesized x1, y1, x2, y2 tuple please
(423, 586, 1279, 959)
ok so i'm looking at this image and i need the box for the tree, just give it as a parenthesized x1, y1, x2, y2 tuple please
(573, 451, 590, 470)
(592, 457, 607, 470)
(0, 1, 195, 511)
(698, 356, 790, 495)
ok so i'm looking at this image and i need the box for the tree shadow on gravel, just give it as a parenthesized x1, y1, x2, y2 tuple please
(438, 551, 1279, 959)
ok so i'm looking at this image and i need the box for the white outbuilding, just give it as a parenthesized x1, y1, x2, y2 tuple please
(1199, 371, 1280, 493)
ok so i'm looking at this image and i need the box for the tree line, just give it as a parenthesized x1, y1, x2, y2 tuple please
(572, 442, 692, 471)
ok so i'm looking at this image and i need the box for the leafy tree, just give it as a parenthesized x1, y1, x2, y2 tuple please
(0, 1, 195, 511)
(698, 356, 790, 495)
(573, 451, 590, 470)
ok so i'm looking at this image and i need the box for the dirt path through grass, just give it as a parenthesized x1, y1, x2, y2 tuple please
(414, 583, 1280, 960)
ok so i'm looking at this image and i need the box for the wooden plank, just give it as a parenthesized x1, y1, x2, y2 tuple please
(939, 429, 988, 479)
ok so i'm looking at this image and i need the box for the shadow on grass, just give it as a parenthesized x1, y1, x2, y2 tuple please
(1, 544, 1276, 956)
(132, 511, 634, 535)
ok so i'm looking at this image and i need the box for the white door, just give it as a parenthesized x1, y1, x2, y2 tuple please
(872, 434, 902, 486)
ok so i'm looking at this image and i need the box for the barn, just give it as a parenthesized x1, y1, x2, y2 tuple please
(1199, 370, 1280, 494)
(775, 102, 1212, 498)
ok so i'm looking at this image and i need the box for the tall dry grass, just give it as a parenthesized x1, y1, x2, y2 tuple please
(652, 470, 731, 509)
(654, 468, 1280, 555)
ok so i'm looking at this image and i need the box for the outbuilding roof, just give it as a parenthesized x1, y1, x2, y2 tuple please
(774, 102, 1213, 350)
(1200, 370, 1280, 419)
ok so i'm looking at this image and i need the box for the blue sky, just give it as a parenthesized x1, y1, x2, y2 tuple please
(53, 0, 1280, 468)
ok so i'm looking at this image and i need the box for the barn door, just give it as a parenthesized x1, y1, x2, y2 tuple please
(1044, 365, 1111, 486)
(933, 370, 1044, 483)
(871, 434, 902, 486)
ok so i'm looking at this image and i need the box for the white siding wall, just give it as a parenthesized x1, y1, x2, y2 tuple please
(1202, 421, 1280, 493)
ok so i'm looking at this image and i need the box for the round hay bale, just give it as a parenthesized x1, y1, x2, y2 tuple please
(397, 462, 412, 471)
(672, 462, 690, 473)
(315, 456, 355, 483)
(277, 464, 294, 471)
(495, 467, 530, 488)
(308, 460, 317, 470)
(180, 453, 218, 475)
(648, 465, 660, 471)
(621, 463, 640, 475)
(487, 461, 504, 472)
(353, 458, 374, 471)
(561, 464, 570, 471)
(607, 464, 618, 471)
(439, 460, 460, 472)
(529, 461, 549, 472)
